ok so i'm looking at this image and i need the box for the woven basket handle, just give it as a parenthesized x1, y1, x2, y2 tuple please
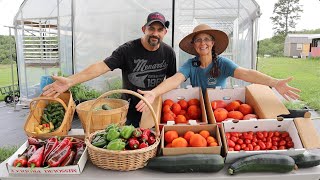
(85, 89, 159, 137)
(29, 96, 68, 111)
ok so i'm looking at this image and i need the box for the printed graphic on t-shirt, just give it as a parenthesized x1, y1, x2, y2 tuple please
(207, 77, 217, 86)
(128, 59, 168, 88)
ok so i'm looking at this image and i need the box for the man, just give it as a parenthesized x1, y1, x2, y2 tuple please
(43, 12, 177, 127)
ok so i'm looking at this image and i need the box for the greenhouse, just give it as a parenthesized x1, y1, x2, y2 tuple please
(13, 0, 261, 100)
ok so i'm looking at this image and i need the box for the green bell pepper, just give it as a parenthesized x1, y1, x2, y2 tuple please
(105, 123, 120, 133)
(106, 139, 125, 151)
(106, 128, 120, 141)
(120, 125, 135, 139)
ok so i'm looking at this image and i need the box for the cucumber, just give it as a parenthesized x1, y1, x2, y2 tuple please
(102, 104, 112, 110)
(228, 154, 295, 175)
(146, 154, 224, 173)
(292, 153, 320, 168)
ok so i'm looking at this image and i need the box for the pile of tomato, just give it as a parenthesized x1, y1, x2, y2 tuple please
(225, 131, 294, 151)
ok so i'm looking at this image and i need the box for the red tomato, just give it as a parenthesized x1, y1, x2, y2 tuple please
(244, 147, 250, 151)
(266, 142, 272, 149)
(241, 144, 247, 150)
(257, 132, 264, 139)
(234, 144, 241, 151)
(258, 142, 266, 150)
(272, 141, 278, 146)
(248, 131, 254, 136)
(245, 139, 251, 144)
(227, 139, 235, 148)
(231, 136, 238, 142)
(285, 137, 292, 141)
(252, 137, 258, 143)
(286, 141, 294, 148)
(272, 137, 280, 142)
(228, 147, 234, 151)
(262, 137, 267, 142)
(247, 144, 254, 151)
(253, 145, 261, 150)
(268, 131, 274, 138)
(271, 146, 278, 150)
(274, 131, 280, 137)
(231, 132, 239, 137)
(266, 137, 272, 143)
(237, 139, 244, 145)
(263, 131, 268, 138)
(278, 145, 286, 150)
(279, 140, 286, 146)
(252, 142, 257, 146)
(225, 133, 231, 139)
(281, 132, 289, 138)
(243, 134, 253, 140)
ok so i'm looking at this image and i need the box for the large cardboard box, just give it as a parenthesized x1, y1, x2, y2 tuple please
(205, 84, 289, 124)
(221, 116, 320, 163)
(161, 124, 222, 156)
(6, 136, 88, 175)
(141, 87, 208, 129)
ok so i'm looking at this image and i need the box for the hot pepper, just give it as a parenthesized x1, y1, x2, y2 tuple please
(148, 135, 156, 145)
(13, 155, 28, 167)
(120, 125, 135, 139)
(139, 142, 149, 149)
(128, 137, 140, 150)
(46, 137, 73, 162)
(27, 137, 42, 146)
(73, 143, 85, 165)
(60, 150, 76, 166)
(42, 137, 59, 165)
(28, 146, 44, 168)
(47, 138, 73, 167)
(132, 128, 142, 138)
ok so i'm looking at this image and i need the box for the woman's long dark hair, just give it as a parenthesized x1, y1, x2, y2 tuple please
(210, 46, 220, 78)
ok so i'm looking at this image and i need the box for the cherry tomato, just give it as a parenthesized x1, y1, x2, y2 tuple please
(248, 131, 254, 136)
(227, 139, 235, 148)
(279, 140, 286, 146)
(263, 131, 268, 138)
(245, 139, 251, 144)
(285, 137, 292, 141)
(259, 141, 266, 150)
(234, 144, 241, 151)
(252, 142, 257, 146)
(278, 145, 286, 150)
(225, 133, 231, 139)
(268, 131, 274, 138)
(286, 141, 294, 148)
(237, 139, 244, 145)
(231, 136, 238, 142)
(252, 137, 258, 143)
(266, 137, 272, 143)
(266, 142, 272, 149)
(272, 137, 280, 142)
(244, 147, 250, 151)
(253, 145, 261, 151)
(271, 146, 278, 150)
(243, 134, 253, 140)
(272, 141, 278, 146)
(274, 131, 280, 137)
(241, 144, 247, 150)
(228, 147, 234, 151)
(247, 144, 254, 151)
(281, 132, 289, 138)
(257, 132, 264, 139)
(231, 132, 239, 137)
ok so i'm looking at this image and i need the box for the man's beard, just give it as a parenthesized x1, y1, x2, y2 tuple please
(148, 36, 160, 46)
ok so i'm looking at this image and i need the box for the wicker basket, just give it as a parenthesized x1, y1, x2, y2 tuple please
(76, 98, 129, 133)
(24, 91, 76, 138)
(85, 89, 160, 171)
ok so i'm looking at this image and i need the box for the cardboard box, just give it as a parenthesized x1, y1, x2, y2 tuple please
(6, 137, 88, 175)
(141, 87, 208, 129)
(205, 84, 289, 124)
(161, 124, 222, 156)
(221, 117, 320, 163)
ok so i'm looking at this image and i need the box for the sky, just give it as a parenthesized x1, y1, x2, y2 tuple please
(0, 0, 319, 40)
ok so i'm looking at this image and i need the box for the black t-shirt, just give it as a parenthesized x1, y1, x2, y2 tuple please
(104, 38, 176, 117)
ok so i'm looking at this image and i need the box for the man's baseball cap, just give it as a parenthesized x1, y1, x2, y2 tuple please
(144, 12, 170, 28)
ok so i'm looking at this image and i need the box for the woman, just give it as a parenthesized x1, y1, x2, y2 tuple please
(135, 24, 300, 112)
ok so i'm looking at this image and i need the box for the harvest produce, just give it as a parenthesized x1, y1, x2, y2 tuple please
(292, 153, 320, 168)
(211, 100, 258, 122)
(228, 154, 296, 175)
(225, 130, 294, 151)
(147, 154, 224, 173)
(12, 136, 85, 168)
(164, 130, 218, 148)
(91, 124, 156, 150)
(161, 98, 202, 124)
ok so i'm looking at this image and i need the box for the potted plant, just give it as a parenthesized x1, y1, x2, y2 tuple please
(280, 101, 309, 118)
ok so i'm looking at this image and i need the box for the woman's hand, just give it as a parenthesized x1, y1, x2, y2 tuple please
(274, 77, 301, 100)
(42, 76, 72, 98)
(135, 89, 156, 112)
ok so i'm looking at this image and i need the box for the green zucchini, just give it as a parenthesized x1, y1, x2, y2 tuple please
(228, 154, 295, 175)
(146, 154, 224, 173)
(292, 153, 320, 168)
(102, 104, 112, 110)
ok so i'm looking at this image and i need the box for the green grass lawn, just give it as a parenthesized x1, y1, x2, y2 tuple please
(0, 64, 18, 100)
(257, 57, 320, 110)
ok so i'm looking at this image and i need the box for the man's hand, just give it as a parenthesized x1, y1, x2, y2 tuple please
(42, 76, 72, 98)
(136, 89, 156, 112)
(274, 77, 301, 101)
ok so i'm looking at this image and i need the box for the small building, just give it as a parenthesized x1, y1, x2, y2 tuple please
(284, 34, 320, 58)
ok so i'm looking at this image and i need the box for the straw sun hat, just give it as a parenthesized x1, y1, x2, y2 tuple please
(179, 24, 229, 56)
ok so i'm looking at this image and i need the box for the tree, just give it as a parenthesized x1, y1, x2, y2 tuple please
(270, 0, 303, 36)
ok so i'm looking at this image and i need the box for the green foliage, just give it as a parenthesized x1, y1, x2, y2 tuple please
(293, 28, 320, 34)
(0, 35, 16, 64)
(70, 84, 102, 101)
(106, 78, 122, 99)
(0, 145, 19, 163)
(283, 101, 306, 110)
(257, 57, 320, 110)
(258, 35, 285, 57)
(270, 0, 303, 36)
